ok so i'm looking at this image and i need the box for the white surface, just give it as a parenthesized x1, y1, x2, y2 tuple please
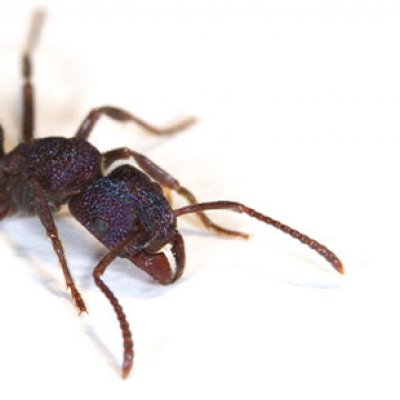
(0, 1, 398, 399)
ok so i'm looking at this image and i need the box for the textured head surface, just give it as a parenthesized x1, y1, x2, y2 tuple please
(69, 164, 176, 254)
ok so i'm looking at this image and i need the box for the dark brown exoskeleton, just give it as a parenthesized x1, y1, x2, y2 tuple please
(0, 11, 344, 378)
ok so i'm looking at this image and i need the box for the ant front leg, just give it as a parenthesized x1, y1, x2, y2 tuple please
(29, 178, 87, 313)
(21, 10, 45, 144)
(102, 148, 249, 239)
(75, 106, 196, 140)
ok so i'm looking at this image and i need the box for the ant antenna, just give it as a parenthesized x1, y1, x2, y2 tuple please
(174, 201, 344, 274)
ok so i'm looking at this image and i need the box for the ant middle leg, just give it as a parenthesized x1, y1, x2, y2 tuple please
(75, 106, 196, 140)
(102, 147, 248, 239)
(21, 10, 46, 144)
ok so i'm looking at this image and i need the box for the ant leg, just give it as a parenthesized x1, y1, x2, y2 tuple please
(102, 147, 249, 239)
(75, 106, 196, 140)
(29, 178, 87, 313)
(174, 201, 344, 274)
(21, 10, 45, 144)
(163, 187, 174, 205)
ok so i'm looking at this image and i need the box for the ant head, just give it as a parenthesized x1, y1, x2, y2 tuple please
(69, 164, 177, 256)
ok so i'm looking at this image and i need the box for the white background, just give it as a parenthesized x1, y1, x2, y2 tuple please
(0, 1, 398, 399)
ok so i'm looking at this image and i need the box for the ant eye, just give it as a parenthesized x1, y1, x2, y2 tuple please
(92, 217, 109, 235)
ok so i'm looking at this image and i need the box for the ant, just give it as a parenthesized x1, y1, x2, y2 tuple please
(0, 11, 343, 378)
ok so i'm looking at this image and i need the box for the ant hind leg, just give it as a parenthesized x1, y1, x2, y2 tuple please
(21, 9, 46, 144)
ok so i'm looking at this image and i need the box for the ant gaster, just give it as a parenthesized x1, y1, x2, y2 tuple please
(0, 11, 343, 378)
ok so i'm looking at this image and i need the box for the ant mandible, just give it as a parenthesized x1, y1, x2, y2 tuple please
(0, 11, 343, 378)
